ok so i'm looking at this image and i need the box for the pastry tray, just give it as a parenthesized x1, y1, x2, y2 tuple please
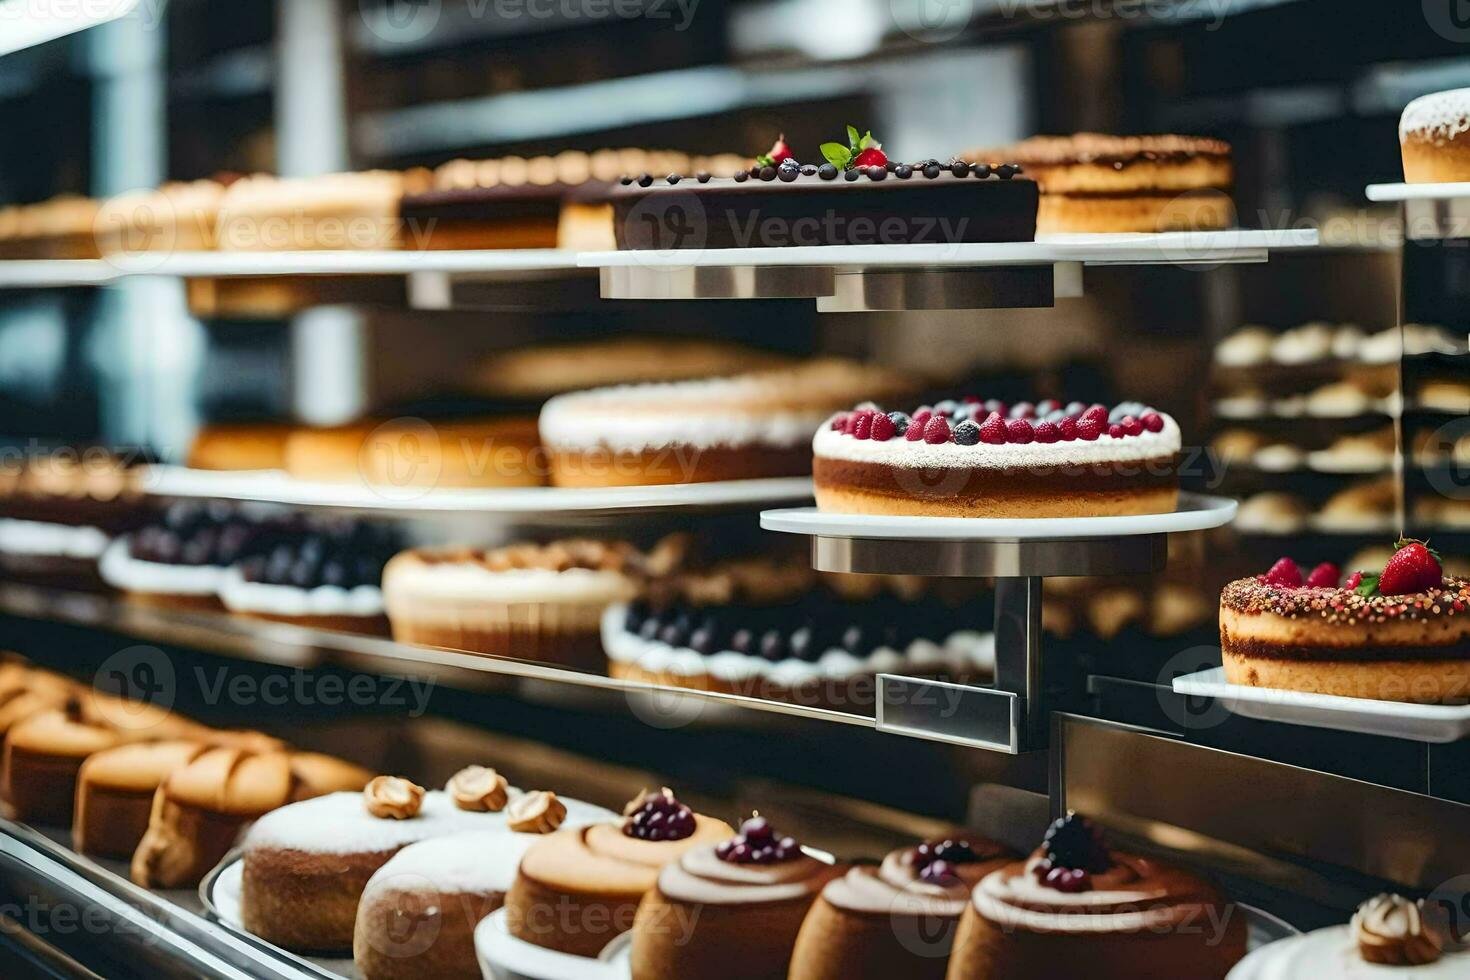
(1172, 667, 1470, 743)
(141, 465, 814, 515)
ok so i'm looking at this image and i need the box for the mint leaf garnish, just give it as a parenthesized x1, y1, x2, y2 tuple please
(820, 143, 853, 169)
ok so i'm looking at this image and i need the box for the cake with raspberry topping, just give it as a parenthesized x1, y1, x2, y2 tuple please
(813, 399, 1181, 518)
(1221, 541, 1470, 704)
(790, 835, 1014, 980)
(605, 128, 1037, 249)
(947, 813, 1245, 980)
(962, 133, 1234, 233)
(630, 814, 845, 980)
(539, 358, 915, 488)
(503, 788, 733, 958)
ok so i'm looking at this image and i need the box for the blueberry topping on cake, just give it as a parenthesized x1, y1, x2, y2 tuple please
(623, 787, 697, 842)
(716, 815, 801, 864)
(1040, 812, 1112, 876)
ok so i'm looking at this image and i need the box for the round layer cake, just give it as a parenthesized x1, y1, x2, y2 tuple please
(1220, 549, 1470, 704)
(630, 814, 844, 980)
(539, 359, 914, 489)
(1400, 87, 1470, 183)
(963, 133, 1234, 234)
(947, 814, 1245, 980)
(789, 836, 1014, 980)
(814, 400, 1181, 518)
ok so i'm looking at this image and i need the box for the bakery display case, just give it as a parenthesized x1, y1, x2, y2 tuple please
(1, 2, 1470, 978)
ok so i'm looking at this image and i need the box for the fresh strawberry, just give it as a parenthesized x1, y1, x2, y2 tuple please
(1344, 571, 1363, 591)
(757, 135, 793, 168)
(1080, 405, 1109, 427)
(1263, 558, 1302, 588)
(1075, 416, 1102, 441)
(1377, 539, 1443, 596)
(853, 147, 888, 170)
(1305, 562, 1341, 589)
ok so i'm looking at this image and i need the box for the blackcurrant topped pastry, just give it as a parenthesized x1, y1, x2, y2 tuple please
(632, 815, 844, 980)
(219, 519, 400, 634)
(814, 398, 1181, 518)
(602, 561, 994, 711)
(947, 812, 1246, 980)
(99, 502, 278, 610)
(605, 127, 1037, 249)
(791, 833, 1014, 980)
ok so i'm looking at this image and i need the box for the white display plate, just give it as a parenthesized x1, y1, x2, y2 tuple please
(141, 466, 813, 514)
(204, 856, 244, 928)
(1229, 924, 1469, 979)
(760, 492, 1237, 541)
(1173, 667, 1470, 743)
(111, 249, 585, 278)
(476, 908, 623, 980)
(580, 230, 1318, 270)
(1365, 181, 1470, 203)
(596, 903, 1296, 978)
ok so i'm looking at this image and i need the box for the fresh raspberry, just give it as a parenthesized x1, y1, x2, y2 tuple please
(1305, 562, 1340, 589)
(1108, 424, 1125, 439)
(1264, 558, 1302, 588)
(1378, 539, 1443, 596)
(979, 412, 1007, 444)
(853, 147, 887, 170)
(1141, 412, 1164, 433)
(1009, 402, 1035, 419)
(830, 414, 847, 431)
(1059, 417, 1078, 441)
(1344, 571, 1363, 590)
(1121, 416, 1144, 437)
(923, 415, 951, 445)
(1076, 416, 1102, 441)
(853, 412, 873, 439)
(870, 413, 896, 441)
(911, 409, 932, 429)
(1081, 405, 1109, 427)
(905, 418, 927, 441)
(1035, 421, 1061, 443)
(1006, 419, 1034, 444)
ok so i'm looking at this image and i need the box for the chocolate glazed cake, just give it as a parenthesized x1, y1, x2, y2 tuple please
(609, 164, 1036, 250)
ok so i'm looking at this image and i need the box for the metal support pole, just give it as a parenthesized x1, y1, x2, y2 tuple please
(995, 576, 1046, 750)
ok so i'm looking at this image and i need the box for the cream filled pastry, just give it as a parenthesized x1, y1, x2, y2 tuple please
(1230, 893, 1464, 978)
(538, 359, 914, 488)
(631, 814, 844, 980)
(947, 813, 1245, 980)
(505, 787, 733, 958)
(790, 836, 1014, 980)
(815, 399, 1181, 518)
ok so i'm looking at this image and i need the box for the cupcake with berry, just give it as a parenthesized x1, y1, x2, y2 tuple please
(630, 814, 845, 980)
(604, 563, 995, 711)
(219, 519, 400, 634)
(814, 398, 1181, 518)
(947, 813, 1245, 980)
(1221, 540, 1470, 704)
(790, 835, 1014, 980)
(99, 502, 274, 610)
(504, 787, 732, 958)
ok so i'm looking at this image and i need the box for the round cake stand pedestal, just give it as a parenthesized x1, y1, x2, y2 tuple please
(759, 494, 1238, 754)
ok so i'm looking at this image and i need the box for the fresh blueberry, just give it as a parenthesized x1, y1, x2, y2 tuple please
(953, 420, 981, 446)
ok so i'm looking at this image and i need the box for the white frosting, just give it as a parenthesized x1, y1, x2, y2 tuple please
(245, 789, 520, 855)
(98, 537, 223, 596)
(1400, 88, 1470, 143)
(0, 519, 108, 558)
(812, 412, 1180, 469)
(386, 561, 635, 605)
(361, 803, 618, 898)
(1232, 925, 1468, 979)
(217, 566, 383, 618)
(601, 604, 995, 684)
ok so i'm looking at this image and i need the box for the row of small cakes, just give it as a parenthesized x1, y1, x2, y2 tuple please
(0, 655, 372, 890)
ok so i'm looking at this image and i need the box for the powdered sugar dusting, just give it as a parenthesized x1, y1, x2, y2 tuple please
(1401, 88, 1470, 143)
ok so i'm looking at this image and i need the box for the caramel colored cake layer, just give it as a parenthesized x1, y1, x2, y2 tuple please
(1037, 190, 1233, 234)
(549, 445, 812, 488)
(1400, 88, 1470, 183)
(1220, 576, 1470, 703)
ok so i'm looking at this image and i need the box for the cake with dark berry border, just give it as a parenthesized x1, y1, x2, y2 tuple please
(1220, 542, 1470, 704)
(790, 835, 1014, 980)
(1230, 893, 1465, 976)
(631, 814, 845, 980)
(814, 399, 1181, 518)
(947, 813, 1245, 980)
(603, 562, 994, 711)
(504, 788, 733, 958)
(219, 519, 400, 634)
(539, 358, 915, 488)
(99, 502, 280, 610)
(605, 129, 1036, 249)
(962, 133, 1234, 234)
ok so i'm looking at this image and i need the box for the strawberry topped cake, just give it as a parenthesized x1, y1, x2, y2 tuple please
(1220, 540, 1470, 703)
(813, 399, 1181, 518)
